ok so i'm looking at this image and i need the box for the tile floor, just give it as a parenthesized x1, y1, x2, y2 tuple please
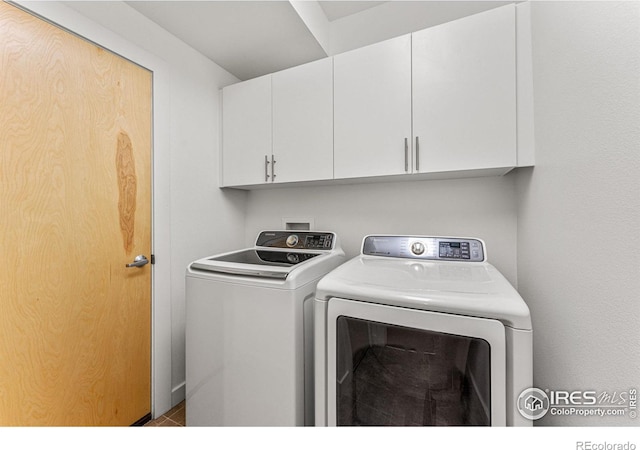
(144, 401, 185, 426)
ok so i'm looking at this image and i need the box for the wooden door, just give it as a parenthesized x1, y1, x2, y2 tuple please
(412, 4, 517, 173)
(221, 74, 272, 187)
(272, 58, 333, 184)
(333, 34, 412, 179)
(0, 2, 152, 426)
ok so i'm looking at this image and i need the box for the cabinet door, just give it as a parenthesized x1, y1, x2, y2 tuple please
(412, 4, 516, 173)
(334, 35, 412, 179)
(222, 75, 271, 186)
(273, 58, 333, 183)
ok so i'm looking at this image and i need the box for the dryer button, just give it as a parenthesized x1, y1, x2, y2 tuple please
(411, 241, 425, 256)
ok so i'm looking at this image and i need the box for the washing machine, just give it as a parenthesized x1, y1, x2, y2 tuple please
(186, 231, 345, 426)
(314, 235, 532, 426)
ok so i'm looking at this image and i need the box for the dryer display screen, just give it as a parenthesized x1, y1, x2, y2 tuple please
(439, 241, 471, 259)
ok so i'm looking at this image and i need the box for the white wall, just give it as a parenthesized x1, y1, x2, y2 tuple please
(517, 1, 640, 425)
(17, 0, 247, 417)
(163, 34, 246, 406)
(244, 175, 519, 286)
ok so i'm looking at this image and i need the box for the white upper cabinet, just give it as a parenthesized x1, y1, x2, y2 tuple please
(220, 3, 531, 189)
(272, 58, 333, 184)
(333, 35, 412, 179)
(412, 4, 517, 173)
(221, 74, 271, 187)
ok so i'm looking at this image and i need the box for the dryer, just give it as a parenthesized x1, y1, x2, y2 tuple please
(314, 235, 532, 426)
(186, 231, 345, 426)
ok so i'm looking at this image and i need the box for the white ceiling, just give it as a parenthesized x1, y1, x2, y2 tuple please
(124, 1, 513, 81)
(317, 1, 387, 21)
(127, 1, 330, 81)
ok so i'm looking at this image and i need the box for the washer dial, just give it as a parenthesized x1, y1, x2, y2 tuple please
(286, 234, 299, 248)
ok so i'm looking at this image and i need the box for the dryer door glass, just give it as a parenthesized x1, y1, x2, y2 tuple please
(336, 316, 491, 426)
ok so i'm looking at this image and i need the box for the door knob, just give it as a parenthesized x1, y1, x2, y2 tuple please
(126, 255, 149, 268)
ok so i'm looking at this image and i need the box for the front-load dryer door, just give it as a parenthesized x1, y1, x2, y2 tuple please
(326, 298, 506, 426)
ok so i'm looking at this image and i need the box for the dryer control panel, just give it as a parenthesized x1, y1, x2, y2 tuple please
(362, 235, 485, 262)
(256, 231, 335, 250)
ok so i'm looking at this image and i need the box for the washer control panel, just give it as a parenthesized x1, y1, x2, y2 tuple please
(363, 235, 485, 262)
(256, 231, 335, 250)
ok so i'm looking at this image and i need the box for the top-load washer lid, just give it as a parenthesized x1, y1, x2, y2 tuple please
(190, 250, 321, 279)
(189, 231, 339, 280)
(315, 235, 532, 330)
(207, 249, 320, 266)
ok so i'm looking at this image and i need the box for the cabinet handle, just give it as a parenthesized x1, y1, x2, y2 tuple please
(271, 154, 276, 181)
(404, 138, 409, 172)
(265, 155, 270, 182)
(415, 136, 420, 172)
